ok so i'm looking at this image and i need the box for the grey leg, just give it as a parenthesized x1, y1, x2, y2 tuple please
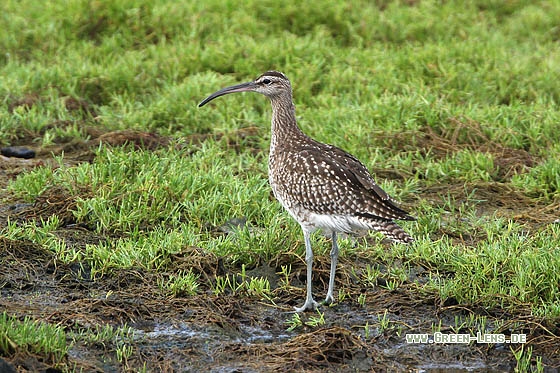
(294, 229, 320, 312)
(325, 231, 339, 304)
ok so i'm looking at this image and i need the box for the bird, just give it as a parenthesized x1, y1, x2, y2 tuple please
(199, 71, 415, 312)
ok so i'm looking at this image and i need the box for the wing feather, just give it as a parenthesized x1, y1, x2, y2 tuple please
(277, 141, 414, 221)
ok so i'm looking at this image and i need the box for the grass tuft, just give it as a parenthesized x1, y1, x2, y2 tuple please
(0, 312, 68, 364)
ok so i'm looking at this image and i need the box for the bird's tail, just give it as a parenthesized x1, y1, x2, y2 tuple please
(369, 219, 414, 244)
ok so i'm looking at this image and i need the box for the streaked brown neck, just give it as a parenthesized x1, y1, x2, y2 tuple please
(269, 93, 306, 154)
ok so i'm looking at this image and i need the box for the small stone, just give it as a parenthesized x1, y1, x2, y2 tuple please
(1, 146, 36, 159)
(217, 217, 248, 234)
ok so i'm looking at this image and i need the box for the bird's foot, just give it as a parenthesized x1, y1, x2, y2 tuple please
(323, 293, 335, 306)
(294, 298, 320, 312)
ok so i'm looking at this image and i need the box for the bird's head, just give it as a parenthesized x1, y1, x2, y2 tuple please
(198, 71, 292, 107)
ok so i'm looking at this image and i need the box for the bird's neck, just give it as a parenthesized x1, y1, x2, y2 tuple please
(269, 96, 306, 153)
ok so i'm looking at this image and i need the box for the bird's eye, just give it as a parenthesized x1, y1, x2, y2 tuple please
(262, 78, 271, 85)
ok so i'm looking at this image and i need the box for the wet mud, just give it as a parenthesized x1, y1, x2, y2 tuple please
(1, 116, 560, 372)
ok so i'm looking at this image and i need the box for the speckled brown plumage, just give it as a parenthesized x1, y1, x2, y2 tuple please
(199, 71, 415, 312)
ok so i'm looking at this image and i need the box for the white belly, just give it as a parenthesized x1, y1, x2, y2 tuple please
(269, 169, 367, 234)
(307, 213, 370, 234)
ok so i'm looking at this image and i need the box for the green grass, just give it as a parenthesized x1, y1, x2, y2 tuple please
(212, 266, 272, 300)
(0, 312, 68, 364)
(69, 324, 136, 366)
(1, 0, 560, 369)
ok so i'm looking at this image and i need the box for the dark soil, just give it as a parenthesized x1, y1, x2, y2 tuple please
(1, 121, 560, 372)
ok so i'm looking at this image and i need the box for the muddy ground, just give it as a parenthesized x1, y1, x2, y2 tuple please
(1, 111, 560, 372)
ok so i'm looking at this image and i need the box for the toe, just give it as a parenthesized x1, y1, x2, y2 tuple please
(294, 299, 320, 312)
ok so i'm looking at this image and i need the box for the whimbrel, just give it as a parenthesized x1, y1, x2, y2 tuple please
(199, 71, 415, 312)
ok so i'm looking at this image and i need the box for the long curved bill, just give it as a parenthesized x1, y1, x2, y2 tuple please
(198, 81, 256, 107)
